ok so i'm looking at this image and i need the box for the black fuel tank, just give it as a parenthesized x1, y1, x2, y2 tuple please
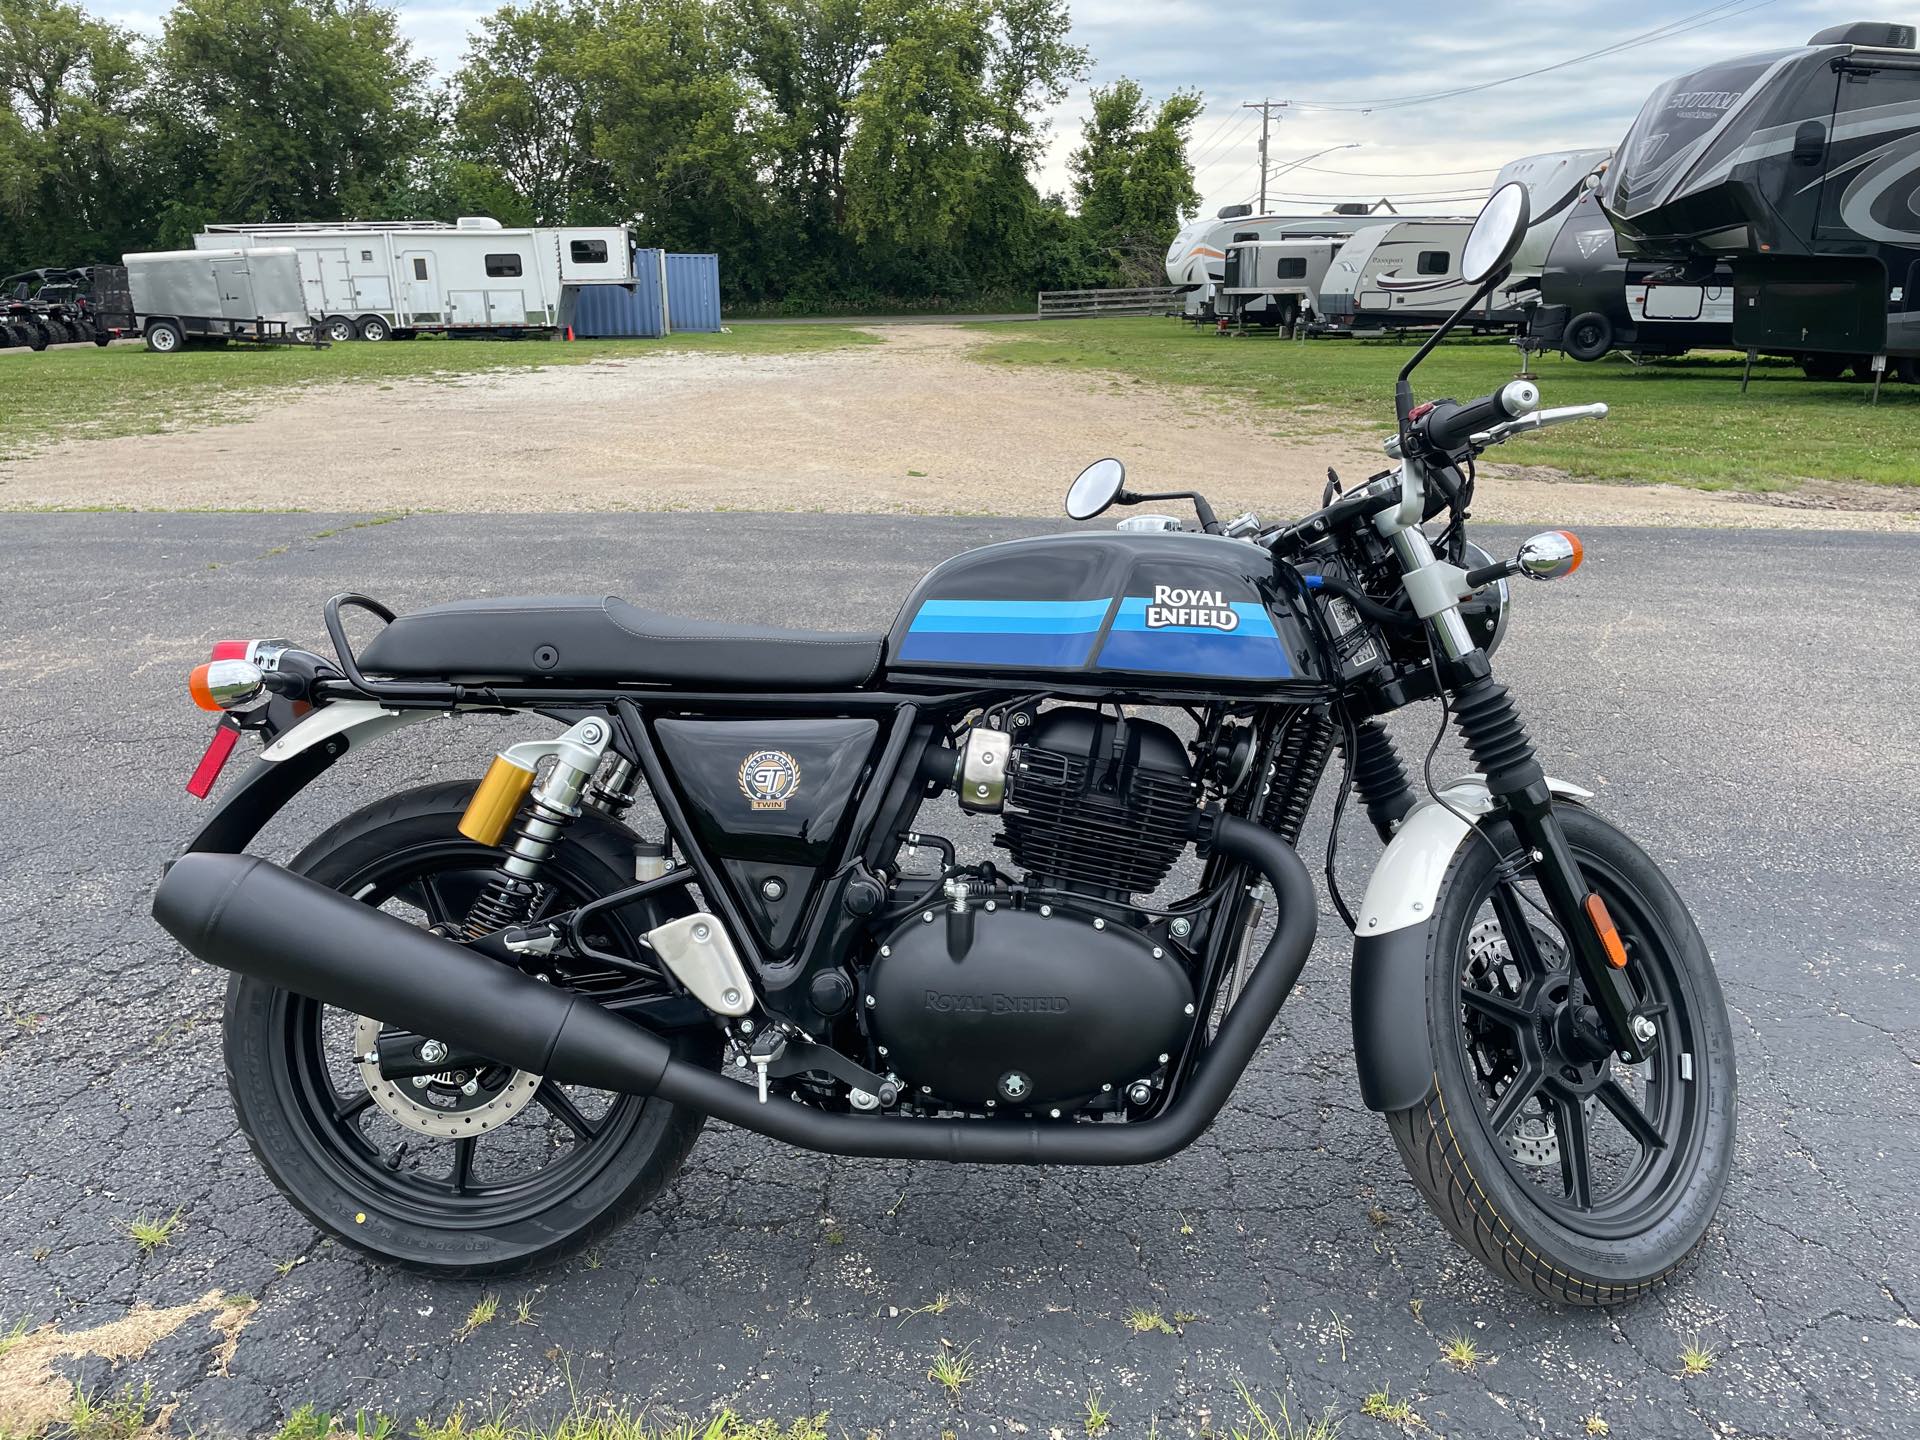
(889, 532, 1326, 690)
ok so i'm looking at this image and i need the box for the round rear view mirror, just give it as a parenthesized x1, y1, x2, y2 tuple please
(1462, 181, 1532, 285)
(1065, 458, 1127, 521)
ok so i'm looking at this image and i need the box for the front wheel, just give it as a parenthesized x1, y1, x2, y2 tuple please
(1386, 805, 1735, 1304)
(222, 781, 712, 1275)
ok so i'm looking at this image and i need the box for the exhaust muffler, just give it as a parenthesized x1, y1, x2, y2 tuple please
(153, 853, 674, 1094)
(153, 812, 1316, 1166)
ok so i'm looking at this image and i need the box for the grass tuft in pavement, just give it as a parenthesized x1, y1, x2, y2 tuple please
(125, 1208, 181, 1254)
(970, 318, 1919, 492)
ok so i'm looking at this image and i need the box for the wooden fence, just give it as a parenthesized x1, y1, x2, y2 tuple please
(1036, 286, 1182, 318)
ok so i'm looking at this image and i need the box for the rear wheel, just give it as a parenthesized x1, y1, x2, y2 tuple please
(1386, 805, 1735, 1304)
(321, 315, 357, 343)
(222, 781, 712, 1275)
(144, 320, 183, 354)
(357, 315, 390, 341)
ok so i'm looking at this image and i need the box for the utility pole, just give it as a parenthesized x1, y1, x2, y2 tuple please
(1241, 99, 1287, 211)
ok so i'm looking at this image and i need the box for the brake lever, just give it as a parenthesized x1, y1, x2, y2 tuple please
(1469, 402, 1609, 450)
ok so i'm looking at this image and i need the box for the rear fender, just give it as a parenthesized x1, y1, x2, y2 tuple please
(182, 701, 429, 855)
(1349, 775, 1593, 1112)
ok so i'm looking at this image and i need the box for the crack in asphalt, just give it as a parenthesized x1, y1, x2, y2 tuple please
(1, 514, 1915, 1438)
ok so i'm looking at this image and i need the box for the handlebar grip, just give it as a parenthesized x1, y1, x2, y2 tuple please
(1421, 379, 1539, 454)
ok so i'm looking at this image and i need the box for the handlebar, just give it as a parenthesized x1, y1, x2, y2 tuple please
(1422, 380, 1539, 454)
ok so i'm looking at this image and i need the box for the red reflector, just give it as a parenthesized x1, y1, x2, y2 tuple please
(186, 720, 242, 799)
(210, 640, 251, 660)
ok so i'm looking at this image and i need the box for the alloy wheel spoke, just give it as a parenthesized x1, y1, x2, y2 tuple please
(333, 1089, 376, 1125)
(536, 1082, 600, 1140)
(449, 1137, 477, 1195)
(1553, 1092, 1594, 1209)
(1486, 1063, 1546, 1138)
(1460, 984, 1532, 1031)
(1596, 1077, 1668, 1154)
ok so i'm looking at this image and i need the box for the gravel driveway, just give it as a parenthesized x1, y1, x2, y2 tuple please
(4, 326, 1914, 532)
(1, 512, 1914, 1438)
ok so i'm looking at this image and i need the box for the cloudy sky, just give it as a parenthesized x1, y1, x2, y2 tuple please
(100, 0, 1880, 214)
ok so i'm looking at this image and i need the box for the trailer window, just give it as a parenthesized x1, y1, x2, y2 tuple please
(485, 254, 523, 278)
(1417, 251, 1450, 275)
(413, 258, 428, 280)
(1274, 257, 1307, 279)
(569, 239, 608, 265)
(361, 251, 374, 262)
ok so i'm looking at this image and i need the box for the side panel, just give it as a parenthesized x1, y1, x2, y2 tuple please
(664, 253, 723, 333)
(654, 717, 881, 955)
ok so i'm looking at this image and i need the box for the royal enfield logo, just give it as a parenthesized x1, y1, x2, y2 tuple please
(1145, 584, 1239, 632)
(738, 750, 801, 811)
(923, 989, 1070, 1015)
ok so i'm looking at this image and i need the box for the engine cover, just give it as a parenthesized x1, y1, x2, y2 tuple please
(866, 904, 1194, 1111)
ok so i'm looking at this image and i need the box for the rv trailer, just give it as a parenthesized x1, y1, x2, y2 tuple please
(1315, 218, 1528, 332)
(1217, 236, 1342, 332)
(1164, 203, 1396, 315)
(1534, 189, 1738, 362)
(1491, 147, 1615, 292)
(1599, 19, 1920, 376)
(195, 218, 632, 340)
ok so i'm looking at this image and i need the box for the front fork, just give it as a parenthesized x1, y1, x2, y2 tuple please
(1380, 488, 1652, 1065)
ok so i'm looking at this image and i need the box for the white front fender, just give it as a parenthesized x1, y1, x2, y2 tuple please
(1356, 775, 1594, 937)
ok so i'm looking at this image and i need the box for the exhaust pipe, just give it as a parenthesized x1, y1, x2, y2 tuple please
(153, 814, 1315, 1165)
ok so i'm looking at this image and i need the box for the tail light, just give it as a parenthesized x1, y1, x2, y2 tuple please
(189, 659, 266, 712)
(210, 638, 290, 663)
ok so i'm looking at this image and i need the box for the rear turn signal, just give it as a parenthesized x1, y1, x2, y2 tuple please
(188, 659, 265, 712)
(1584, 892, 1629, 969)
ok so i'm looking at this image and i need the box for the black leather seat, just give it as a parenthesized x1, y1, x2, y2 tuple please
(357, 595, 885, 689)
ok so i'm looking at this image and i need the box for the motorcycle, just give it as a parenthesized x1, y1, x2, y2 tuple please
(154, 184, 1735, 1300)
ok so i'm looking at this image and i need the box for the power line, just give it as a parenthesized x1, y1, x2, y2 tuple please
(1186, 112, 1260, 169)
(1290, 163, 1501, 179)
(1280, 0, 1783, 113)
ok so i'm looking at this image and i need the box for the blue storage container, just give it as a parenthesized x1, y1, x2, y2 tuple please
(664, 253, 722, 333)
(565, 248, 666, 337)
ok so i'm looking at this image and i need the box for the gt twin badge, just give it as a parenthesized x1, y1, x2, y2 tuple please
(1144, 585, 1239, 632)
(738, 749, 801, 811)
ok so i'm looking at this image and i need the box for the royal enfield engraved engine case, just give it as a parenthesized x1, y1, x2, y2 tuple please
(865, 903, 1194, 1111)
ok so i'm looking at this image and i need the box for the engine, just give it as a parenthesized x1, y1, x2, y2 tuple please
(1001, 708, 1198, 901)
(865, 708, 1201, 1112)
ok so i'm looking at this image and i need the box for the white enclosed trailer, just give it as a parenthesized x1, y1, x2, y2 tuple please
(194, 218, 632, 340)
(1316, 219, 1509, 331)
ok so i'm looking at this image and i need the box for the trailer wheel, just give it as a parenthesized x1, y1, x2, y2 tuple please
(1563, 311, 1613, 362)
(321, 315, 357, 343)
(145, 320, 184, 354)
(356, 316, 390, 342)
(1798, 353, 1847, 380)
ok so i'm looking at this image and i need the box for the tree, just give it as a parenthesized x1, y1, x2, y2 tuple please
(452, 1, 611, 224)
(155, 0, 434, 222)
(1068, 77, 1201, 283)
(0, 0, 152, 271)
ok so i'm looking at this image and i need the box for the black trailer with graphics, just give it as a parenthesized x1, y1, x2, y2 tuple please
(1599, 19, 1920, 381)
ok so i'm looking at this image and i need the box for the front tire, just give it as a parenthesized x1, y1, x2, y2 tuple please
(1386, 805, 1735, 1304)
(222, 781, 711, 1275)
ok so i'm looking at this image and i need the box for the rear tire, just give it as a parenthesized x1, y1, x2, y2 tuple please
(1562, 312, 1613, 362)
(222, 780, 711, 1275)
(144, 320, 183, 354)
(357, 315, 390, 342)
(1385, 805, 1736, 1305)
(321, 315, 357, 343)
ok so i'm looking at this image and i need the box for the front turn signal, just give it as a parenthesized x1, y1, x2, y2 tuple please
(188, 659, 265, 712)
(1516, 530, 1583, 581)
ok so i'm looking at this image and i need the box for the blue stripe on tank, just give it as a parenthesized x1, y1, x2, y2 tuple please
(895, 629, 1099, 667)
(1096, 628, 1294, 678)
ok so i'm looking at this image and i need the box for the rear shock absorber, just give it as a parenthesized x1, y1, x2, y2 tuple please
(457, 718, 615, 938)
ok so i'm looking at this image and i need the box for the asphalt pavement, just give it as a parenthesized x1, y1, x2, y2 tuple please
(0, 512, 1914, 1438)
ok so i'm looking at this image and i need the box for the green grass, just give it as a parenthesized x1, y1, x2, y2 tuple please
(268, 1405, 829, 1440)
(125, 1208, 181, 1253)
(970, 318, 1919, 491)
(926, 1343, 975, 1401)
(0, 327, 877, 465)
(1679, 1335, 1717, 1376)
